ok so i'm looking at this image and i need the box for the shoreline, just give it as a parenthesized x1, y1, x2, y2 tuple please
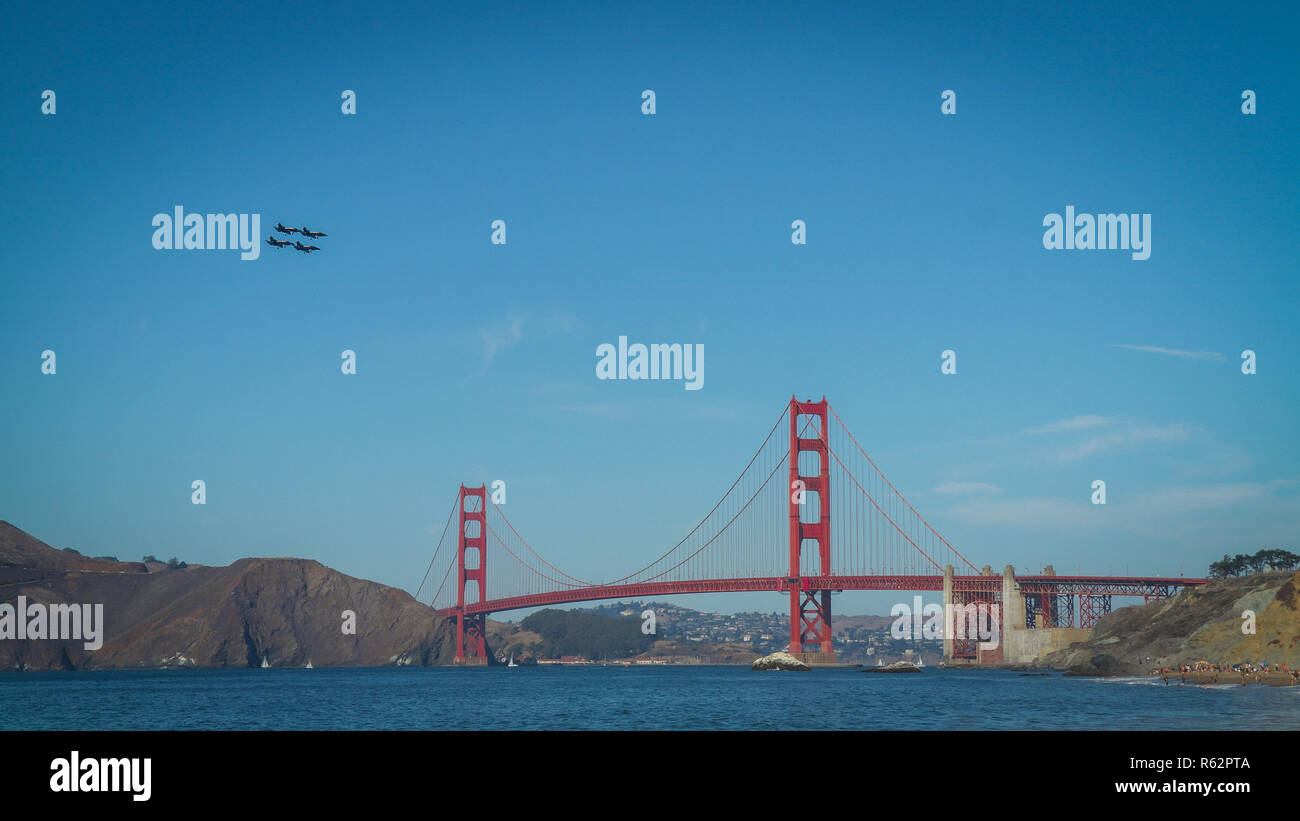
(1148, 670, 1298, 688)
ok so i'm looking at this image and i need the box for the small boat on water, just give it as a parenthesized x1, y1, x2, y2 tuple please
(507, 653, 518, 668)
(261, 656, 270, 669)
(306, 660, 314, 669)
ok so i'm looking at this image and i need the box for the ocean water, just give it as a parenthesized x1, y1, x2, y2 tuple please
(1, 666, 1297, 731)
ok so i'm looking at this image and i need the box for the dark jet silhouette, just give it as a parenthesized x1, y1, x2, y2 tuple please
(299, 227, 327, 239)
(275, 222, 299, 235)
(293, 241, 320, 254)
(266, 236, 292, 248)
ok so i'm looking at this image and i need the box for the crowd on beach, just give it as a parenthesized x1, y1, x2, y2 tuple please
(1148, 660, 1300, 686)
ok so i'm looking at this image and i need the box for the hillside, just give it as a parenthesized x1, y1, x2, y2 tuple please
(0, 521, 458, 671)
(1038, 569, 1300, 675)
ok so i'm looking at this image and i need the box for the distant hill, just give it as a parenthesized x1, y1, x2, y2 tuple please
(0, 521, 456, 671)
(0, 525, 144, 578)
(505, 599, 908, 662)
(504, 608, 656, 660)
(580, 600, 893, 631)
(832, 614, 896, 633)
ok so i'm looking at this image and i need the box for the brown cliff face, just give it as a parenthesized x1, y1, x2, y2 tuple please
(1039, 570, 1300, 676)
(0, 521, 459, 671)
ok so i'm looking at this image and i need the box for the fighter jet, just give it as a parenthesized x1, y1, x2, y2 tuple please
(266, 236, 293, 248)
(298, 227, 327, 239)
(274, 222, 299, 235)
(293, 241, 320, 254)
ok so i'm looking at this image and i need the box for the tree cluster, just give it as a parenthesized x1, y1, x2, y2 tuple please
(519, 609, 656, 660)
(1208, 549, 1299, 578)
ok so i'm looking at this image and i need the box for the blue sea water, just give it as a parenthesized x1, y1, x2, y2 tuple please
(1, 667, 1297, 731)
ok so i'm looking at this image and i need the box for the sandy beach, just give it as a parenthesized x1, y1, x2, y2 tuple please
(1151, 670, 1299, 688)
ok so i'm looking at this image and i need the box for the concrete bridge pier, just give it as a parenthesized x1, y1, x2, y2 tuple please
(942, 565, 954, 662)
(1000, 565, 1089, 664)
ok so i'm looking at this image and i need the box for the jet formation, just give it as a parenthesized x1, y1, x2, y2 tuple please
(267, 222, 329, 253)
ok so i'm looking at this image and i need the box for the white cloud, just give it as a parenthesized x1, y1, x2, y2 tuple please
(1127, 479, 1296, 516)
(1025, 415, 1114, 435)
(934, 482, 1003, 496)
(479, 318, 525, 363)
(946, 479, 1299, 534)
(477, 310, 579, 365)
(1107, 344, 1225, 362)
(1057, 424, 1190, 462)
(948, 497, 1096, 529)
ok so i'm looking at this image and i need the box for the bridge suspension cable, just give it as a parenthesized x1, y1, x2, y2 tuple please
(428, 397, 976, 612)
(827, 405, 979, 574)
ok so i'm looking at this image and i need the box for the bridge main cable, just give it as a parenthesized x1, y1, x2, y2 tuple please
(828, 404, 979, 573)
(416, 493, 460, 604)
(590, 401, 797, 587)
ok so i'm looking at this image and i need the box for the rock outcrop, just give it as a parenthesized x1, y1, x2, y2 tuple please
(861, 661, 922, 673)
(751, 651, 810, 671)
(1038, 570, 1300, 676)
(0, 521, 459, 671)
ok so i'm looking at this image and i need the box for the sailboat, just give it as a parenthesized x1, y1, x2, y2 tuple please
(507, 653, 518, 668)
(915, 656, 925, 668)
(305, 660, 314, 669)
(261, 655, 270, 668)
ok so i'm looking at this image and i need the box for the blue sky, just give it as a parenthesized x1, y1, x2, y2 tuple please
(2, 1, 1297, 618)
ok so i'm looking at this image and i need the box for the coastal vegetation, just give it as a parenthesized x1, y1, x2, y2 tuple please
(518, 609, 656, 660)
(1208, 549, 1299, 578)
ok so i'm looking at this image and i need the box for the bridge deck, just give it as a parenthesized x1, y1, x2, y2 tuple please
(436, 574, 1206, 617)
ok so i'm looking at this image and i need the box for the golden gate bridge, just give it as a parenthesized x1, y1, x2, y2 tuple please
(421, 397, 1204, 664)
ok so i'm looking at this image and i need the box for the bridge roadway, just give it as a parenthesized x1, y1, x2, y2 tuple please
(436, 574, 1204, 617)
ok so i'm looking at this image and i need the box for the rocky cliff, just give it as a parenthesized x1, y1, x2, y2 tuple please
(1038, 570, 1300, 676)
(0, 521, 459, 671)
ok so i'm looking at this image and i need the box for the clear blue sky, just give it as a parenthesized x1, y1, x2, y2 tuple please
(2, 1, 1297, 618)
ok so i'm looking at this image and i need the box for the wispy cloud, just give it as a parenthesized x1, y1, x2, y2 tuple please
(1057, 424, 1190, 462)
(480, 318, 525, 363)
(948, 497, 1096, 529)
(1025, 415, 1114, 435)
(934, 481, 1003, 496)
(947, 479, 1299, 532)
(1107, 344, 1225, 362)
(477, 310, 579, 365)
(1128, 479, 1296, 516)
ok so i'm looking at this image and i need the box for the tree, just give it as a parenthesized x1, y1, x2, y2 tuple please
(1208, 549, 1299, 578)
(1209, 554, 1236, 579)
(142, 555, 160, 564)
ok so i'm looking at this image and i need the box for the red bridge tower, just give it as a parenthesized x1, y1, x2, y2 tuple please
(454, 484, 489, 665)
(788, 396, 835, 662)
